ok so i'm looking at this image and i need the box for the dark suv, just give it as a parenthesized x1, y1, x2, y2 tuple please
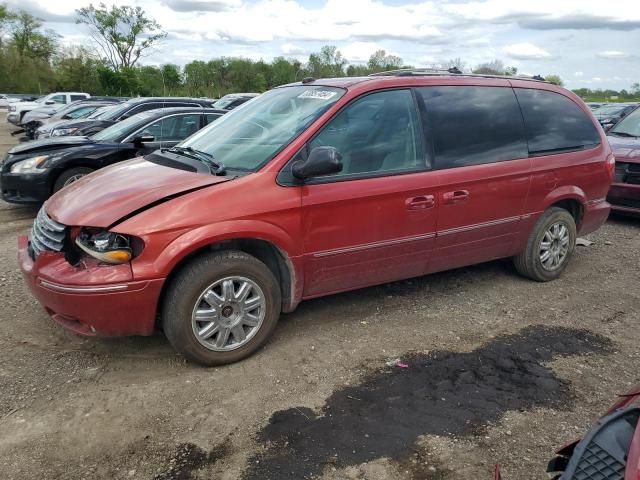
(47, 97, 215, 137)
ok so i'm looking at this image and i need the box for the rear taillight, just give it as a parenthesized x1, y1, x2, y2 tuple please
(606, 153, 616, 182)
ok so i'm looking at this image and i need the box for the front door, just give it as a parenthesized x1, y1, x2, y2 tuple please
(300, 89, 440, 298)
(415, 85, 532, 272)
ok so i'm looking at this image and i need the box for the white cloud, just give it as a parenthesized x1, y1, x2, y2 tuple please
(503, 42, 551, 60)
(574, 71, 584, 77)
(6, 0, 640, 91)
(596, 50, 630, 59)
(281, 43, 305, 55)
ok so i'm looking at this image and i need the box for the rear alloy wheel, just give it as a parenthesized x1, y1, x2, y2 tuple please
(162, 250, 281, 366)
(53, 167, 94, 193)
(514, 207, 577, 282)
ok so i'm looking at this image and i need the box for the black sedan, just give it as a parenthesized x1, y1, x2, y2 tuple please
(1, 107, 225, 204)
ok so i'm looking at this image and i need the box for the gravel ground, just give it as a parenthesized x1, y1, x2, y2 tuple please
(0, 121, 639, 480)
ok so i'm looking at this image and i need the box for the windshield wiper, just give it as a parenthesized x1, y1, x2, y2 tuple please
(161, 146, 226, 175)
(609, 131, 639, 138)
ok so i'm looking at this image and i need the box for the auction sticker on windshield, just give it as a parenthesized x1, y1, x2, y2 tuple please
(298, 90, 338, 100)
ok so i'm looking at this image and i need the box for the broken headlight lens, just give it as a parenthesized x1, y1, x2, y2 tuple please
(75, 229, 133, 264)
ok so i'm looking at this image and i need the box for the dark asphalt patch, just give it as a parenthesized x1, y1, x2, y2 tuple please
(243, 326, 612, 479)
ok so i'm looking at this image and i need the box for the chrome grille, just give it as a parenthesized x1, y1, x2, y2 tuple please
(29, 206, 66, 257)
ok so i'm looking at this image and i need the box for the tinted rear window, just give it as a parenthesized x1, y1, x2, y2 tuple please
(514, 89, 600, 155)
(418, 86, 528, 169)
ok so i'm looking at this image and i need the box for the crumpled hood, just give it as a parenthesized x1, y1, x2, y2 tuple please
(46, 157, 230, 228)
(8, 136, 92, 155)
(607, 135, 640, 164)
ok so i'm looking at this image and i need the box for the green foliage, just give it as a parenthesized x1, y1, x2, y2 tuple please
(472, 60, 518, 76)
(545, 74, 563, 86)
(76, 3, 166, 70)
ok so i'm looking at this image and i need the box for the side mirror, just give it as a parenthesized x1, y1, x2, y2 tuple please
(44, 100, 55, 105)
(132, 135, 155, 146)
(292, 146, 343, 180)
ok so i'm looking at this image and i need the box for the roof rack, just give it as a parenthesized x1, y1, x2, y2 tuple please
(368, 68, 548, 83)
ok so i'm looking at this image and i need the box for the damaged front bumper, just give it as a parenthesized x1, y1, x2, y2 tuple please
(18, 235, 164, 336)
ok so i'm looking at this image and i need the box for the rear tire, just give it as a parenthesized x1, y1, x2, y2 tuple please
(162, 250, 281, 366)
(53, 167, 94, 193)
(514, 207, 577, 282)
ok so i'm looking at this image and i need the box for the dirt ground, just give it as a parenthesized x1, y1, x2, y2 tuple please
(0, 119, 639, 480)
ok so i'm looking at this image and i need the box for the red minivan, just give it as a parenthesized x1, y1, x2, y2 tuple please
(18, 73, 613, 365)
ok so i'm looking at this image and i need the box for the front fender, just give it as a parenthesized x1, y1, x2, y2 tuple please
(154, 220, 298, 273)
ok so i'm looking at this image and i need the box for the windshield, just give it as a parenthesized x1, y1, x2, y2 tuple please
(91, 111, 155, 142)
(180, 86, 344, 171)
(100, 100, 138, 121)
(610, 107, 640, 137)
(88, 105, 115, 119)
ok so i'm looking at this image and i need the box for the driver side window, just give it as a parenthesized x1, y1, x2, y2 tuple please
(308, 89, 427, 179)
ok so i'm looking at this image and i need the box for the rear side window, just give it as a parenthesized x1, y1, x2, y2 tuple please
(70, 95, 87, 102)
(418, 86, 528, 169)
(514, 89, 600, 155)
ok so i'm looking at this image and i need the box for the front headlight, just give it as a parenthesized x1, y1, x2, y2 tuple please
(10, 156, 50, 173)
(52, 128, 79, 137)
(75, 229, 135, 264)
(9, 106, 16, 112)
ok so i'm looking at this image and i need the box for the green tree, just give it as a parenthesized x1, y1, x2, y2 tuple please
(76, 3, 166, 70)
(367, 49, 403, 72)
(306, 45, 346, 78)
(53, 47, 102, 93)
(545, 74, 563, 86)
(9, 10, 58, 61)
(161, 64, 182, 94)
(472, 59, 517, 76)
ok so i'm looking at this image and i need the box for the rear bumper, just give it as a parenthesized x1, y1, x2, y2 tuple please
(18, 235, 164, 336)
(607, 182, 640, 216)
(1, 171, 51, 204)
(578, 199, 611, 236)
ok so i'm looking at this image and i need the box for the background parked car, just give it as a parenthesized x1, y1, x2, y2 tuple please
(594, 103, 638, 130)
(46, 97, 216, 137)
(211, 93, 259, 110)
(6, 92, 90, 126)
(22, 99, 125, 139)
(586, 102, 605, 111)
(606, 106, 640, 216)
(546, 385, 640, 480)
(1, 107, 226, 203)
(35, 104, 118, 139)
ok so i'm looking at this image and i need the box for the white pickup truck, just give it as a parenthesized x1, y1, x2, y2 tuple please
(7, 92, 90, 126)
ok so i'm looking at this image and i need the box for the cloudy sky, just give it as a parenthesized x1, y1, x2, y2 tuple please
(5, 0, 640, 90)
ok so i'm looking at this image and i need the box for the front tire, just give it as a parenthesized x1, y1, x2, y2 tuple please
(53, 167, 94, 193)
(514, 207, 577, 282)
(162, 250, 281, 366)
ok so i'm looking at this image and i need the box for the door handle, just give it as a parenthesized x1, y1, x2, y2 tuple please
(405, 195, 435, 210)
(442, 190, 470, 205)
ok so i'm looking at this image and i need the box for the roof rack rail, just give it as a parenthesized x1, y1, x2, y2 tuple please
(368, 68, 549, 83)
(369, 67, 462, 77)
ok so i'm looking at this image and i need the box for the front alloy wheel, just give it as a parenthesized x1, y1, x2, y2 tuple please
(192, 276, 266, 351)
(163, 250, 281, 366)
